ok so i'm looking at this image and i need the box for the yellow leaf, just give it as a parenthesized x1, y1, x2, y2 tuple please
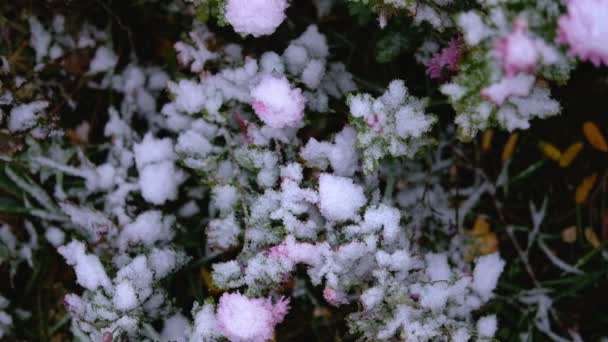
(539, 142, 562, 161)
(583, 121, 608, 152)
(584, 227, 601, 248)
(575, 173, 598, 205)
(471, 215, 490, 235)
(502, 133, 519, 162)
(466, 216, 499, 258)
(559, 142, 583, 168)
(200, 268, 223, 295)
(481, 129, 494, 152)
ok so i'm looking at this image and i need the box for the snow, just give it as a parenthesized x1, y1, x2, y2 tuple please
(318, 174, 366, 222)
(212, 185, 239, 214)
(161, 313, 192, 342)
(425, 253, 451, 282)
(250, 75, 306, 128)
(394, 105, 435, 138)
(361, 287, 384, 310)
(476, 315, 498, 338)
(301, 59, 326, 88)
(473, 252, 505, 300)
(480, 74, 535, 105)
(29, 17, 51, 62)
(458, 12, 491, 46)
(301, 126, 359, 177)
(191, 303, 218, 341)
(207, 214, 241, 251)
(133, 134, 185, 205)
(138, 162, 185, 205)
(44, 227, 65, 247)
(8, 101, 49, 132)
(225, 0, 289, 37)
(113, 281, 138, 311)
(134, 134, 176, 167)
(216, 293, 289, 342)
(89, 45, 118, 74)
(148, 248, 181, 278)
(167, 80, 207, 114)
(57, 240, 112, 291)
(118, 211, 173, 250)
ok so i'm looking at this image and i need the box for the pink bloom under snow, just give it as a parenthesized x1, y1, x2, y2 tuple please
(216, 293, 290, 342)
(251, 75, 306, 129)
(323, 287, 349, 306)
(225, 0, 289, 37)
(480, 74, 535, 105)
(558, 0, 608, 66)
(426, 37, 463, 80)
(495, 19, 538, 77)
(267, 236, 325, 266)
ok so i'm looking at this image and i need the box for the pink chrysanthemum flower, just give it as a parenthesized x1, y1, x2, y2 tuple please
(557, 0, 608, 66)
(225, 0, 289, 37)
(323, 287, 349, 306)
(495, 19, 538, 77)
(251, 75, 306, 129)
(216, 293, 290, 342)
(426, 37, 463, 80)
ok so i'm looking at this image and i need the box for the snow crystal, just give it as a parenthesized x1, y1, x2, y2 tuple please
(251, 75, 306, 129)
(191, 303, 218, 341)
(161, 313, 192, 342)
(113, 281, 138, 311)
(301, 126, 359, 177)
(473, 252, 505, 300)
(425, 253, 451, 282)
(29, 17, 51, 62)
(8, 101, 49, 132)
(458, 12, 491, 46)
(89, 45, 118, 74)
(318, 174, 366, 222)
(481, 74, 535, 105)
(301, 59, 326, 88)
(212, 185, 239, 214)
(44, 227, 65, 247)
(138, 162, 185, 205)
(118, 211, 172, 250)
(216, 293, 289, 342)
(57, 240, 112, 291)
(476, 314, 498, 338)
(134, 134, 185, 205)
(134, 134, 176, 167)
(167, 80, 207, 114)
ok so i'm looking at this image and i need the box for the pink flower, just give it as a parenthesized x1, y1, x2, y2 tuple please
(366, 114, 382, 132)
(267, 236, 325, 266)
(323, 288, 349, 306)
(557, 0, 608, 66)
(225, 0, 289, 37)
(426, 37, 463, 80)
(495, 19, 538, 77)
(250, 75, 306, 129)
(216, 293, 290, 342)
(480, 74, 535, 105)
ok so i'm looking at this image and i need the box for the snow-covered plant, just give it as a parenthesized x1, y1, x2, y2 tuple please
(348, 79, 436, 173)
(440, 1, 570, 139)
(5, 0, 608, 340)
